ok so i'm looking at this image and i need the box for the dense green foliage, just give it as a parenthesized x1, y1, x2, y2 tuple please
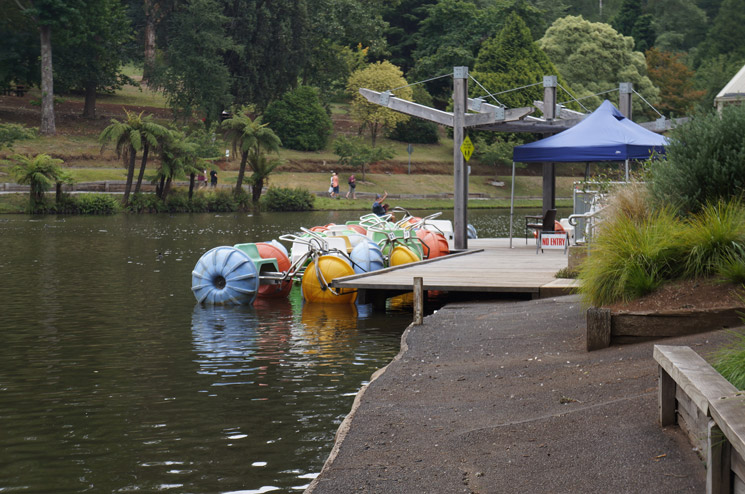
(223, 0, 310, 111)
(611, 0, 655, 51)
(261, 187, 315, 212)
(3, 0, 743, 134)
(263, 86, 332, 151)
(149, 0, 233, 124)
(52, 0, 133, 118)
(127, 189, 248, 213)
(55, 193, 121, 214)
(647, 105, 745, 214)
(472, 12, 566, 110)
(540, 16, 659, 115)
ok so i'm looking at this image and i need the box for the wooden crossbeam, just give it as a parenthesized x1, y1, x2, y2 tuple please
(359, 89, 454, 127)
(359, 89, 534, 129)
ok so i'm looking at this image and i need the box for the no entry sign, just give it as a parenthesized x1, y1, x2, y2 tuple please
(538, 232, 568, 254)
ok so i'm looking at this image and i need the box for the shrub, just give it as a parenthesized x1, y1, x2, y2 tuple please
(0, 123, 35, 149)
(263, 86, 332, 151)
(261, 187, 315, 211)
(164, 192, 191, 213)
(73, 194, 120, 215)
(647, 105, 745, 215)
(207, 189, 241, 212)
(128, 193, 165, 213)
(386, 117, 439, 144)
(126, 189, 246, 213)
(27, 193, 120, 214)
(473, 138, 517, 167)
(189, 192, 209, 212)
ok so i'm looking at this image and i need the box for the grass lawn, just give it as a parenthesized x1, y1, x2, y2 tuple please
(0, 64, 590, 213)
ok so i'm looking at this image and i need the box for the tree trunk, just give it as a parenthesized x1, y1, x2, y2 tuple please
(252, 177, 263, 204)
(56, 182, 62, 204)
(39, 25, 56, 136)
(134, 144, 149, 194)
(157, 175, 165, 198)
(123, 146, 137, 205)
(188, 172, 195, 199)
(142, 17, 156, 82)
(83, 81, 97, 118)
(235, 152, 248, 195)
(161, 176, 172, 201)
(142, 0, 161, 84)
(370, 123, 379, 148)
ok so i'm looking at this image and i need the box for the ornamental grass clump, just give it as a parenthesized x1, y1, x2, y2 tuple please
(578, 208, 683, 307)
(713, 332, 745, 390)
(679, 200, 745, 278)
(603, 181, 651, 224)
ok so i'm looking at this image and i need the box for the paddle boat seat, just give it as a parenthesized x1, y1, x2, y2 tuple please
(234, 243, 279, 274)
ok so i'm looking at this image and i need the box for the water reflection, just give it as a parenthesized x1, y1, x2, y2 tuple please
(0, 214, 411, 494)
(5, 207, 551, 493)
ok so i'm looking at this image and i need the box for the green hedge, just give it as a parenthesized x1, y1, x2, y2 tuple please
(36, 193, 121, 215)
(127, 189, 250, 213)
(261, 187, 315, 211)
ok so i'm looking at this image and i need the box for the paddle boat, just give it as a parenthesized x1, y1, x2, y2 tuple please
(191, 211, 463, 306)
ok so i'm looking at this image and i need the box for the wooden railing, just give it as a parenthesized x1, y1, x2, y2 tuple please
(654, 345, 745, 494)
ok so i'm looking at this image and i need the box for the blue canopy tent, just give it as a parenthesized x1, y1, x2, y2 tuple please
(508, 100, 668, 245)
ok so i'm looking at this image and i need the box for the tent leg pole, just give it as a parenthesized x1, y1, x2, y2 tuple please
(509, 161, 516, 248)
(625, 159, 629, 182)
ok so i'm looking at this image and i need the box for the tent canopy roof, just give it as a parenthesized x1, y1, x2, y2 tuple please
(512, 100, 668, 163)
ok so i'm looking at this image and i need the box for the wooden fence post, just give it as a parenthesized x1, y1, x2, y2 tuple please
(413, 277, 423, 326)
(586, 307, 611, 351)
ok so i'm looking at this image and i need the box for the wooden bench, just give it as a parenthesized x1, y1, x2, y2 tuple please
(655, 345, 745, 494)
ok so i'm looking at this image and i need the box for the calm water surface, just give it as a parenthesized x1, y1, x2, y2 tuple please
(0, 209, 529, 493)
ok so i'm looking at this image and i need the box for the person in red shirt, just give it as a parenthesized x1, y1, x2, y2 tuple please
(346, 174, 356, 199)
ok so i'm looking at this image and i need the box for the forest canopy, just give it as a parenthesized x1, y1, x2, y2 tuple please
(1, 0, 742, 134)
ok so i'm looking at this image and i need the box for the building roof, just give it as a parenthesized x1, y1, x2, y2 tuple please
(715, 64, 745, 103)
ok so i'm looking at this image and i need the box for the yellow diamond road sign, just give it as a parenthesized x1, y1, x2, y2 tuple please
(460, 136, 474, 161)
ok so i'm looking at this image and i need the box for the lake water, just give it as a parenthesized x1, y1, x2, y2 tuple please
(0, 209, 535, 493)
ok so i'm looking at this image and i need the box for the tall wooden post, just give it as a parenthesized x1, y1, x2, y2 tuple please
(542, 76, 557, 213)
(453, 67, 468, 250)
(619, 82, 633, 119)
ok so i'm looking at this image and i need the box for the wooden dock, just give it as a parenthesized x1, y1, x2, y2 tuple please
(332, 238, 579, 303)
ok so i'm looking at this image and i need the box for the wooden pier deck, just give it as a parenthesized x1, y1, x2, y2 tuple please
(332, 238, 579, 301)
